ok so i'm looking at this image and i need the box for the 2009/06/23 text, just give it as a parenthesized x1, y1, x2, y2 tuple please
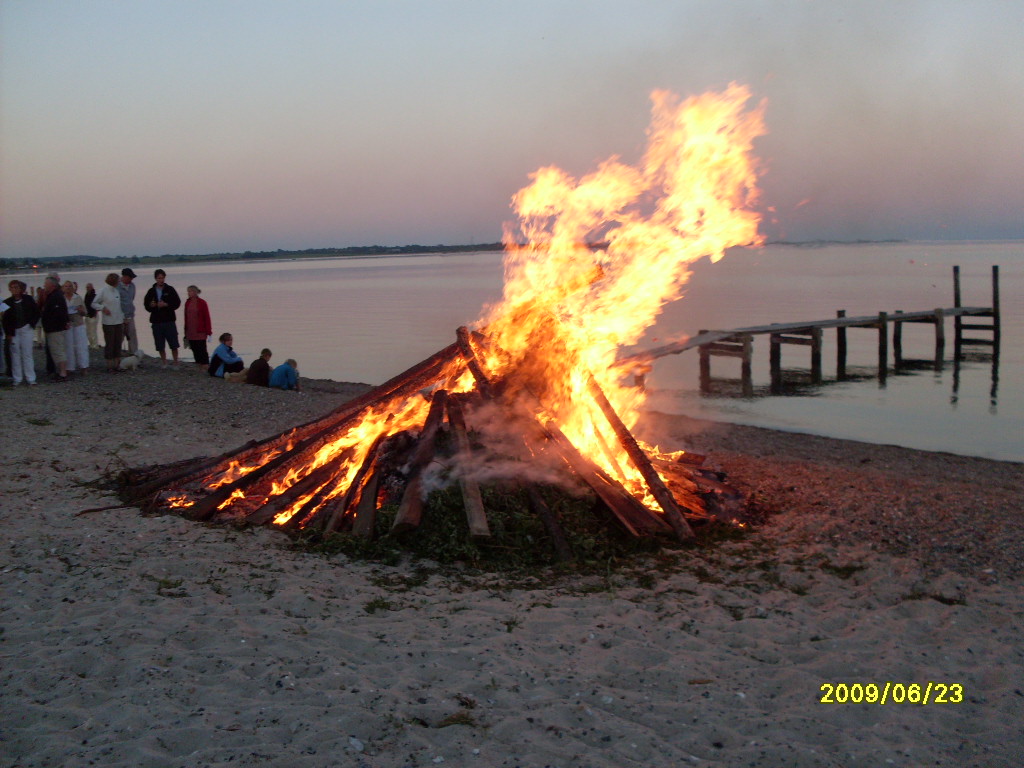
(820, 682, 964, 705)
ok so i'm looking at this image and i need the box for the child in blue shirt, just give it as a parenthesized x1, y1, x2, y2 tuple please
(269, 358, 301, 391)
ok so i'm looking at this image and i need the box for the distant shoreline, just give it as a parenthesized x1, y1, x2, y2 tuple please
(7, 237, 1024, 274)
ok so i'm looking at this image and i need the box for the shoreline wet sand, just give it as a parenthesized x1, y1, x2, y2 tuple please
(2, 359, 1022, 767)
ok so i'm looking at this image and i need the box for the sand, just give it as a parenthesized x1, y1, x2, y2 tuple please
(2, 357, 1022, 768)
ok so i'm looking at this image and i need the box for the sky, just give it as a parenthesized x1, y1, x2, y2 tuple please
(2, 0, 1023, 260)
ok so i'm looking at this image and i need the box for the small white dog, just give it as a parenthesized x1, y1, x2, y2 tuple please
(118, 354, 140, 371)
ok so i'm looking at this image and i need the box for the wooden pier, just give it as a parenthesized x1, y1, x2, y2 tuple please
(620, 265, 1001, 395)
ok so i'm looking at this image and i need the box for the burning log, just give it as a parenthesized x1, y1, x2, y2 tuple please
(242, 455, 352, 527)
(542, 422, 671, 537)
(350, 465, 382, 538)
(129, 341, 464, 511)
(586, 374, 696, 541)
(391, 389, 450, 535)
(322, 430, 391, 533)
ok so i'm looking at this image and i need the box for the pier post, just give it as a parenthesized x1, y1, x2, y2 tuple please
(740, 334, 753, 397)
(836, 310, 847, 380)
(893, 310, 904, 370)
(933, 308, 945, 371)
(877, 312, 888, 385)
(992, 264, 1001, 345)
(953, 265, 962, 359)
(769, 333, 782, 393)
(698, 329, 711, 393)
(810, 327, 823, 384)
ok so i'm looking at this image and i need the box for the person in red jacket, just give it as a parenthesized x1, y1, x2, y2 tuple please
(183, 285, 213, 366)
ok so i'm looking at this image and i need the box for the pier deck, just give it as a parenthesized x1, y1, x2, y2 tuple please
(618, 265, 1001, 395)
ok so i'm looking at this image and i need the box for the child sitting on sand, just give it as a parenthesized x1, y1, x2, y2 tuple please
(269, 358, 301, 391)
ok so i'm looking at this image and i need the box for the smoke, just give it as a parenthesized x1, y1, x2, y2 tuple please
(416, 399, 589, 499)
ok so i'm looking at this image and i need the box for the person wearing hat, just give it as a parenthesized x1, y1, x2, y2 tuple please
(119, 267, 139, 357)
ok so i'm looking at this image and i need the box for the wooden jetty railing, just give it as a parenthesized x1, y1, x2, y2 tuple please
(619, 265, 1001, 394)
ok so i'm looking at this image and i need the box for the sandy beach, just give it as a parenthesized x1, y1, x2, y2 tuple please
(2, 357, 1022, 768)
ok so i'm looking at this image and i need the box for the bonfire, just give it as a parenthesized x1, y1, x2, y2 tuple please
(119, 84, 766, 560)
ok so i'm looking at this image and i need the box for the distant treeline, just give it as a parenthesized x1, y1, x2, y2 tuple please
(0, 241, 506, 272)
(1, 237, 911, 272)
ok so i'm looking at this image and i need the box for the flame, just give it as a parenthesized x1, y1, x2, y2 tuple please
(217, 488, 246, 511)
(167, 85, 764, 526)
(206, 458, 270, 489)
(478, 84, 765, 499)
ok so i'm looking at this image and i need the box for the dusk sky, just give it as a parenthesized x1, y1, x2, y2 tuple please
(2, 0, 1022, 260)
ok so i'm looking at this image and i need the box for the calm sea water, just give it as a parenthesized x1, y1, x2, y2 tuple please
(7, 241, 1020, 461)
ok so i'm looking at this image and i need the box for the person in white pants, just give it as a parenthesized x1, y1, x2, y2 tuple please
(62, 281, 90, 374)
(2, 279, 39, 385)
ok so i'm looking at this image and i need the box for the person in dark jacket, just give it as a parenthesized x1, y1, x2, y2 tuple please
(245, 348, 273, 386)
(143, 269, 182, 365)
(39, 275, 69, 381)
(83, 282, 100, 349)
(2, 279, 40, 384)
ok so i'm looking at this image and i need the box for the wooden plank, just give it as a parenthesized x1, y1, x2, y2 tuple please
(543, 424, 670, 536)
(774, 335, 816, 346)
(350, 466, 381, 539)
(445, 396, 490, 539)
(586, 375, 697, 541)
(322, 432, 391, 533)
(391, 390, 449, 535)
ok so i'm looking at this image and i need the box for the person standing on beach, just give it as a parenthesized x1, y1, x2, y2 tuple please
(83, 282, 100, 349)
(183, 285, 212, 366)
(245, 348, 273, 386)
(33, 285, 46, 349)
(143, 269, 182, 366)
(62, 281, 89, 375)
(92, 273, 124, 372)
(39, 275, 69, 382)
(119, 268, 139, 357)
(2, 280, 39, 385)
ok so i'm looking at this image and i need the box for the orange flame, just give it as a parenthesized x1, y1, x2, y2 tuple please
(480, 84, 765, 498)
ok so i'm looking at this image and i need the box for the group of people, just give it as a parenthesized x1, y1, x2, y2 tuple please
(207, 335, 302, 392)
(2, 267, 301, 391)
(2, 274, 91, 383)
